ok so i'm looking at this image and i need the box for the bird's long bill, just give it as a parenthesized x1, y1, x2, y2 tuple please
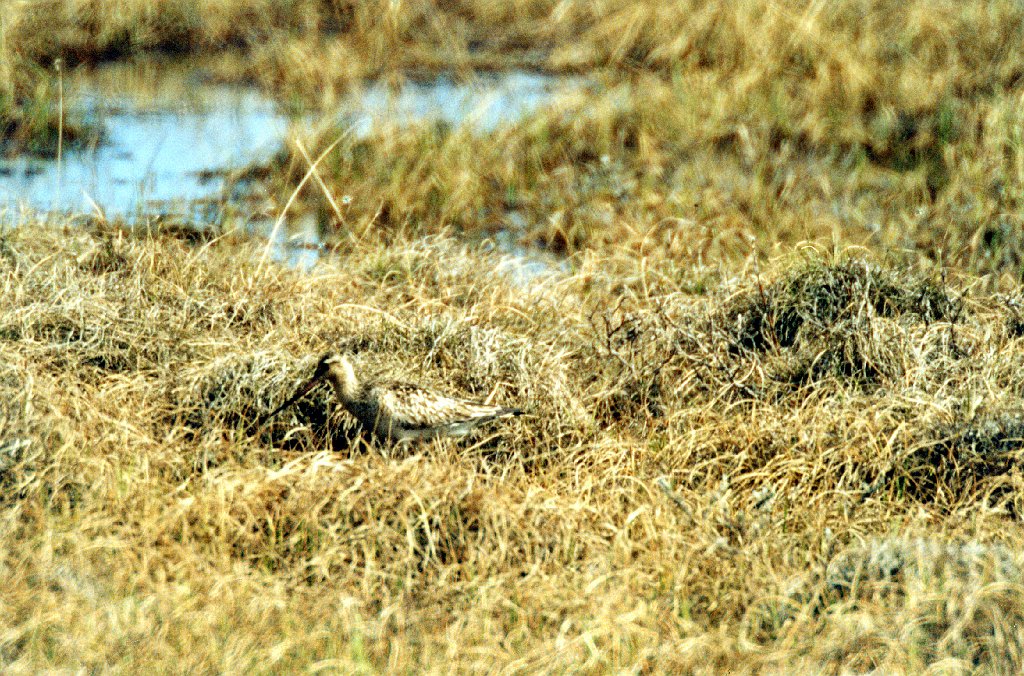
(258, 375, 323, 427)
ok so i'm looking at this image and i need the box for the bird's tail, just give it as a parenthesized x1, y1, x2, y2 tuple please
(464, 407, 524, 427)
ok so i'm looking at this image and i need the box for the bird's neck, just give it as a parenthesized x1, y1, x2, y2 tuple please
(329, 361, 361, 403)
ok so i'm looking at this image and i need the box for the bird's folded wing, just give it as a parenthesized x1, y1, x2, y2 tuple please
(378, 385, 499, 429)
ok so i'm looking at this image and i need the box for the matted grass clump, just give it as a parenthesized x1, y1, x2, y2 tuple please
(2, 221, 1024, 671)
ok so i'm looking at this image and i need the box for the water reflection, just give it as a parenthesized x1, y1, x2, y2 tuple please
(0, 62, 287, 219)
(349, 72, 567, 134)
(0, 59, 580, 283)
(487, 229, 571, 286)
(248, 212, 323, 272)
(0, 60, 580, 222)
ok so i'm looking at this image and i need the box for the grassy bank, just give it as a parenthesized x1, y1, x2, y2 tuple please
(258, 71, 1024, 280)
(3, 222, 1024, 671)
(4, 0, 1024, 273)
(0, 52, 95, 156)
(4, 1, 1024, 168)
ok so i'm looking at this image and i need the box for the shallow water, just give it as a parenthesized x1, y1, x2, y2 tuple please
(0, 59, 579, 283)
(0, 60, 579, 224)
(349, 71, 565, 135)
(0, 62, 287, 220)
(248, 214, 569, 279)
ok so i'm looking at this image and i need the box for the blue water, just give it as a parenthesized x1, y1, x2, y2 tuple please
(0, 62, 579, 222)
(0, 61, 578, 282)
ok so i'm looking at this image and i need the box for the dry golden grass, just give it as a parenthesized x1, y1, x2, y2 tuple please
(4, 0, 1024, 669)
(0, 50, 90, 155)
(3, 222, 1024, 671)
(253, 69, 1024, 281)
(6, 0, 1024, 152)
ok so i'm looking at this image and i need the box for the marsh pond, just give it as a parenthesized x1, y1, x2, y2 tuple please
(0, 58, 581, 274)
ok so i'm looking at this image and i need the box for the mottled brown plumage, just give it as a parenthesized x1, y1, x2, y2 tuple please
(263, 352, 523, 442)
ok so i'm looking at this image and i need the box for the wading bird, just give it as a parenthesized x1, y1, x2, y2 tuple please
(261, 352, 523, 442)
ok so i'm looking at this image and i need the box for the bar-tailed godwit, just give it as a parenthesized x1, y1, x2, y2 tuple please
(262, 352, 523, 442)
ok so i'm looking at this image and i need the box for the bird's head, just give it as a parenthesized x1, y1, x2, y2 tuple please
(314, 352, 359, 400)
(256, 352, 359, 429)
(313, 351, 345, 378)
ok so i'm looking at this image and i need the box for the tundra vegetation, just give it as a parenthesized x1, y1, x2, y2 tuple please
(3, 0, 1024, 672)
